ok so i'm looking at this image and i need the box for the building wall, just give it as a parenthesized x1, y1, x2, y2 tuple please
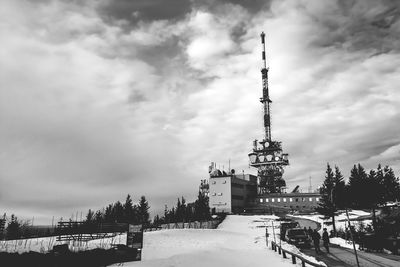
(209, 176, 232, 213)
(209, 174, 257, 213)
(256, 193, 321, 211)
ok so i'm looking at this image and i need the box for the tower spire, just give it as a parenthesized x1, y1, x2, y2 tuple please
(260, 32, 272, 141)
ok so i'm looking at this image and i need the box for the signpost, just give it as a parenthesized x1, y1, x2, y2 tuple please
(127, 224, 143, 261)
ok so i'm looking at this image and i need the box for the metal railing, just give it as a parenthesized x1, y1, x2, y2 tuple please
(271, 241, 325, 267)
(143, 220, 221, 232)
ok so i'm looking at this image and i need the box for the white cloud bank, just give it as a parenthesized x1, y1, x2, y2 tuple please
(0, 0, 399, 223)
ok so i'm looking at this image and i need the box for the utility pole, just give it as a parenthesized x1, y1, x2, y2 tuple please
(346, 209, 360, 267)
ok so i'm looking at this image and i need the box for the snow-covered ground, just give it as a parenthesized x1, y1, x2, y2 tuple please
(115, 215, 326, 267)
(0, 233, 127, 253)
(3, 214, 354, 266)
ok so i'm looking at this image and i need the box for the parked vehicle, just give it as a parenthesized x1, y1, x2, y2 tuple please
(279, 221, 300, 240)
(285, 228, 312, 248)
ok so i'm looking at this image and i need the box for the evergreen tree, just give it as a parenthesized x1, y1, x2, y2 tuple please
(164, 205, 169, 223)
(333, 166, 346, 209)
(194, 190, 210, 221)
(380, 165, 400, 203)
(85, 209, 94, 223)
(94, 210, 103, 223)
(123, 194, 136, 223)
(153, 214, 161, 226)
(104, 204, 114, 222)
(347, 164, 368, 209)
(113, 201, 124, 222)
(138, 196, 150, 226)
(6, 214, 21, 239)
(366, 169, 380, 229)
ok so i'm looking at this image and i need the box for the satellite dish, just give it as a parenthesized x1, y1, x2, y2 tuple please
(248, 153, 257, 164)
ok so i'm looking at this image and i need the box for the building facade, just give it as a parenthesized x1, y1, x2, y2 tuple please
(209, 173, 257, 213)
(256, 192, 321, 212)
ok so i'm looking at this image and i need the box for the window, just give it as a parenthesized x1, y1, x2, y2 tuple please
(217, 193, 223, 196)
(289, 198, 293, 202)
(277, 198, 281, 202)
(271, 198, 275, 202)
(309, 197, 313, 202)
(266, 198, 269, 203)
(260, 198, 263, 203)
(212, 193, 216, 196)
(283, 198, 287, 202)
(316, 197, 320, 202)
(295, 198, 299, 202)
(212, 181, 216, 184)
(302, 198, 305, 202)
(222, 180, 227, 184)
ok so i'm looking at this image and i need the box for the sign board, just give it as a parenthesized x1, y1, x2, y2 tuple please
(127, 224, 143, 249)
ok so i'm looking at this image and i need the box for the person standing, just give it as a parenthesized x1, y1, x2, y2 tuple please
(312, 229, 321, 254)
(308, 227, 313, 238)
(322, 228, 330, 253)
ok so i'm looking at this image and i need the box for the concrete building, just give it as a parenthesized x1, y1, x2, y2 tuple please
(209, 172, 257, 214)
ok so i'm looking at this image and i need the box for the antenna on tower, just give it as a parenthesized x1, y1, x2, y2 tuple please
(260, 32, 272, 141)
(261, 32, 267, 69)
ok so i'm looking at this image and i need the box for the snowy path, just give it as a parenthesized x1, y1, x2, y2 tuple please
(116, 215, 308, 267)
(300, 245, 400, 267)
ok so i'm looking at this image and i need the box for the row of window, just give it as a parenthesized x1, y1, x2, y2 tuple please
(259, 197, 319, 203)
(211, 180, 227, 184)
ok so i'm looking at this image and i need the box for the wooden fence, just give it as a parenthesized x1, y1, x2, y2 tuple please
(144, 220, 221, 232)
(271, 241, 325, 267)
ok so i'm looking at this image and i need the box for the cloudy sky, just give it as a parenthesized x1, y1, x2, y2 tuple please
(1, 0, 400, 224)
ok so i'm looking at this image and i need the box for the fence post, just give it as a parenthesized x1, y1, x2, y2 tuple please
(282, 250, 286, 258)
(301, 260, 306, 267)
(292, 255, 296, 264)
(278, 247, 281, 254)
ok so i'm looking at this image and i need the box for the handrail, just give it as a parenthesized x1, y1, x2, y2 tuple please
(271, 241, 326, 267)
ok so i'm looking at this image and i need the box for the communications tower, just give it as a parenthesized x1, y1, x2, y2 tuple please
(248, 32, 289, 194)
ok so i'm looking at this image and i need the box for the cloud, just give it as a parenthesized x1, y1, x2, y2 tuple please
(97, 0, 192, 24)
(1, 0, 400, 223)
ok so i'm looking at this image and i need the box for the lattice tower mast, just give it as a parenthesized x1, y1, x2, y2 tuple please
(260, 32, 272, 141)
(248, 32, 289, 194)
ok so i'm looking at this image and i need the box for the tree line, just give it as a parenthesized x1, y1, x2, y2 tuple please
(84, 195, 150, 226)
(153, 191, 211, 226)
(316, 163, 400, 234)
(84, 189, 211, 228)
